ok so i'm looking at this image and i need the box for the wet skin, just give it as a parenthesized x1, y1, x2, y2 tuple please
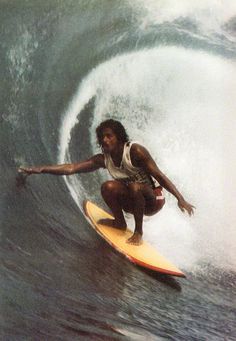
(99, 128, 159, 245)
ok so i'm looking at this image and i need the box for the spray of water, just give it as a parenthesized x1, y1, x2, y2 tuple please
(127, 0, 236, 43)
(59, 46, 236, 271)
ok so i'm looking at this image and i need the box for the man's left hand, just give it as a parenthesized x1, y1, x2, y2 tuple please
(178, 199, 195, 216)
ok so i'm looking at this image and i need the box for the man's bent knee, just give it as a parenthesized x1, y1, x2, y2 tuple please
(101, 180, 125, 198)
(101, 180, 115, 194)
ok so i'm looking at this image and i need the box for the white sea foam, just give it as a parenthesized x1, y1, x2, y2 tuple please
(127, 0, 236, 43)
(59, 46, 236, 271)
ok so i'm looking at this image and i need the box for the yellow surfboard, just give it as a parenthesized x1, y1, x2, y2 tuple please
(84, 201, 185, 278)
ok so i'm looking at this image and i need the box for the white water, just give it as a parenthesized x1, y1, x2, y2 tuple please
(127, 0, 236, 44)
(59, 46, 236, 271)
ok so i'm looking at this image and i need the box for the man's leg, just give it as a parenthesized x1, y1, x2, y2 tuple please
(100, 181, 161, 245)
(100, 180, 128, 228)
(127, 183, 145, 234)
(126, 183, 158, 245)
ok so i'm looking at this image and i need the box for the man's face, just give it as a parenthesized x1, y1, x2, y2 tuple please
(101, 128, 119, 153)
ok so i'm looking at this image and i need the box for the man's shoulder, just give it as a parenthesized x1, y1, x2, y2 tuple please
(130, 143, 151, 165)
(130, 142, 148, 155)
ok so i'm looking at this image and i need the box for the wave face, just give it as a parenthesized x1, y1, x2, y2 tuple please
(1, 1, 236, 340)
(61, 46, 236, 271)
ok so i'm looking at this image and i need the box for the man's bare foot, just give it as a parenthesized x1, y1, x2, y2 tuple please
(126, 232, 143, 246)
(98, 218, 127, 230)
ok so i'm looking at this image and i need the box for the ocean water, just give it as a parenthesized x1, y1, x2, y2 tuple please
(1, 1, 236, 340)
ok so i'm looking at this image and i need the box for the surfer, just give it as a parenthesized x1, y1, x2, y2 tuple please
(19, 119, 195, 245)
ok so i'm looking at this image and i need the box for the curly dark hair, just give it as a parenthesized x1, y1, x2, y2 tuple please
(96, 119, 129, 147)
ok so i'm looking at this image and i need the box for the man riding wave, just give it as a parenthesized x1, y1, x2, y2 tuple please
(19, 119, 195, 245)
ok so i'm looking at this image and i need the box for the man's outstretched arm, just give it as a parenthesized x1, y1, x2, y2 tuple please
(18, 154, 105, 176)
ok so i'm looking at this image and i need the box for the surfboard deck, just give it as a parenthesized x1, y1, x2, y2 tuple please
(84, 200, 185, 278)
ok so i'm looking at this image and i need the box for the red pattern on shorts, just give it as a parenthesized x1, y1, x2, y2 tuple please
(153, 186, 165, 212)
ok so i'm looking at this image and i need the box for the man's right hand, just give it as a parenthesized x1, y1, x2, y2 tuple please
(18, 167, 41, 175)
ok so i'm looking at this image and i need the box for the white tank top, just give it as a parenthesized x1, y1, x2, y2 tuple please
(104, 142, 156, 186)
